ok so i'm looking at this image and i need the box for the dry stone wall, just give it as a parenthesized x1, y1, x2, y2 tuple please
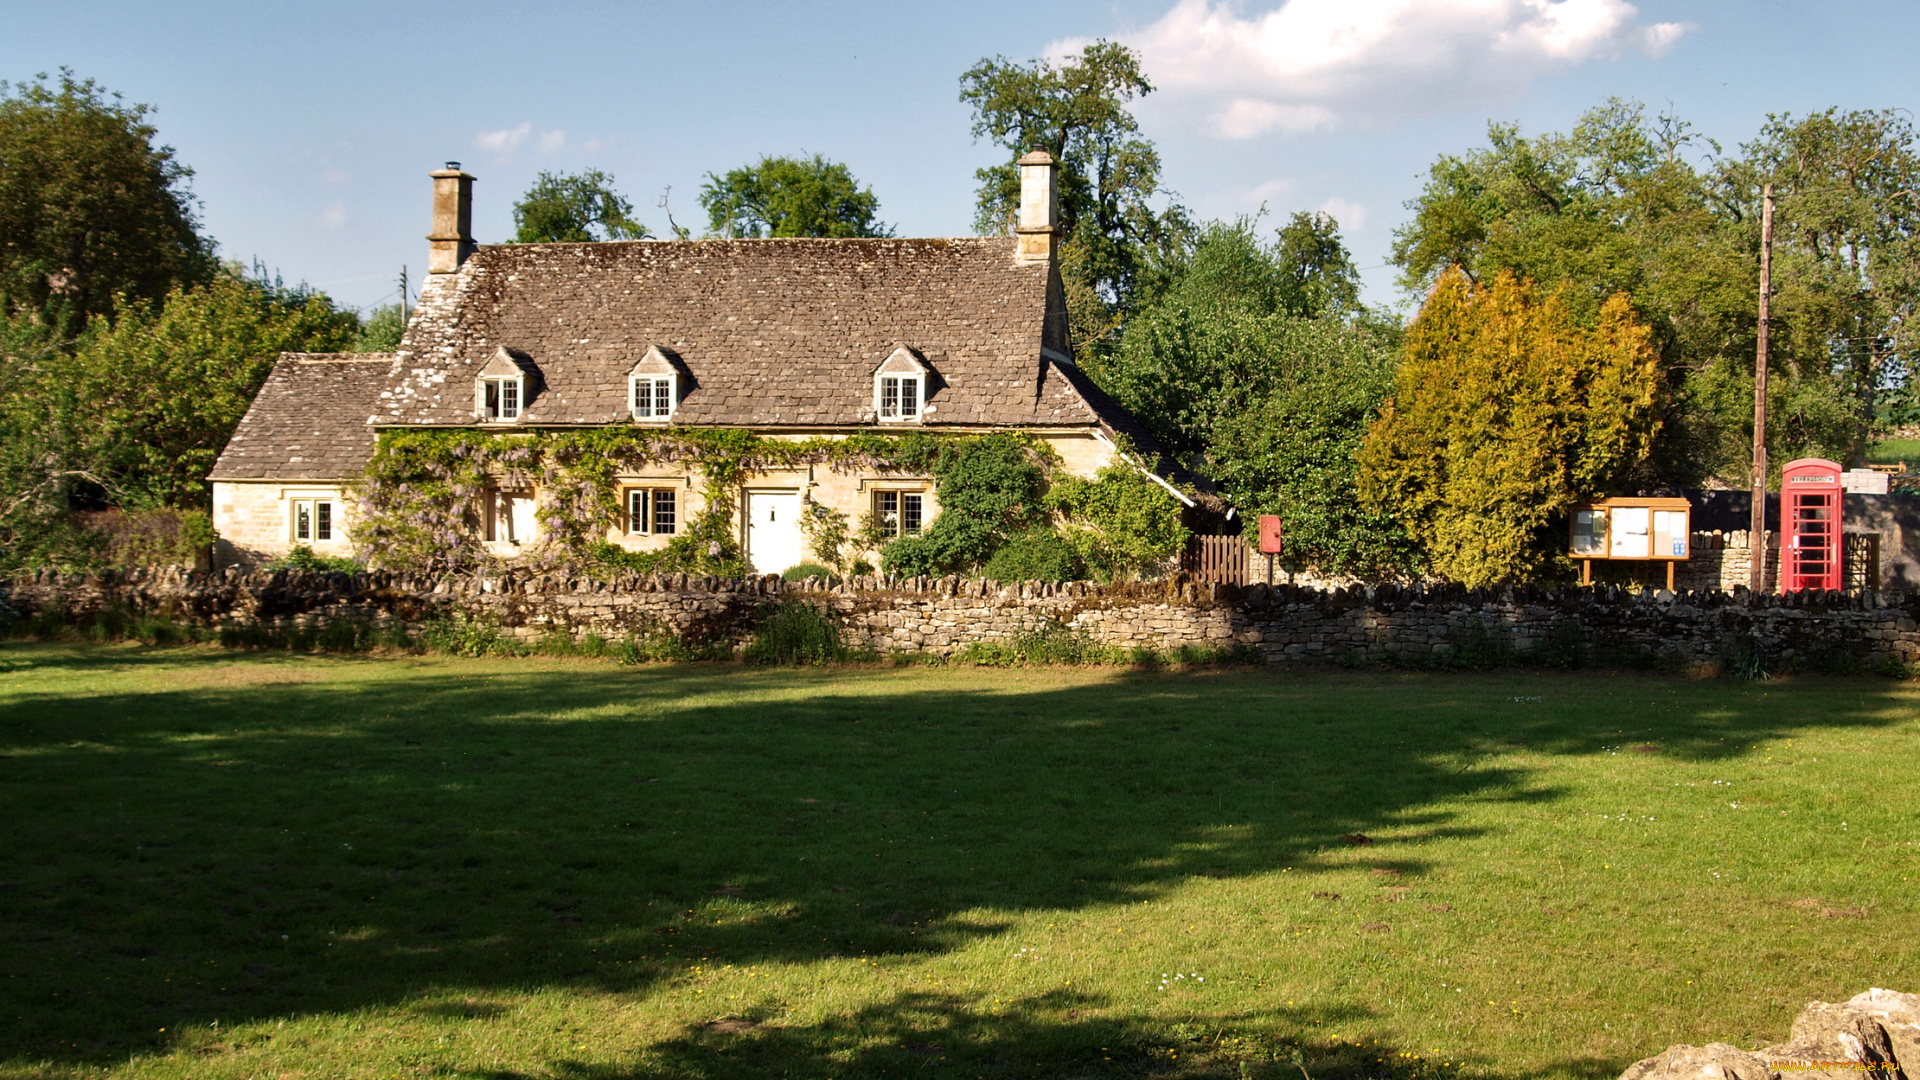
(1618, 987, 1920, 1080)
(8, 567, 1920, 672)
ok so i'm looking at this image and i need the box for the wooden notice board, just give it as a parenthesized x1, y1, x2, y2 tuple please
(1569, 496, 1692, 589)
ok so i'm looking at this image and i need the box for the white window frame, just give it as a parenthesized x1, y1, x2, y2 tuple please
(290, 497, 336, 543)
(875, 373, 924, 422)
(872, 489, 926, 537)
(624, 487, 678, 535)
(629, 374, 678, 421)
(476, 375, 524, 422)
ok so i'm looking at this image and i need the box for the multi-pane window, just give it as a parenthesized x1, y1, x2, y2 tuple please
(626, 488, 678, 535)
(292, 499, 334, 542)
(874, 490, 924, 536)
(630, 375, 676, 420)
(877, 374, 922, 421)
(479, 376, 521, 420)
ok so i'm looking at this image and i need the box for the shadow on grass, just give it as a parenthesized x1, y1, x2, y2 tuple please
(467, 990, 1559, 1080)
(0, 643, 1901, 1077)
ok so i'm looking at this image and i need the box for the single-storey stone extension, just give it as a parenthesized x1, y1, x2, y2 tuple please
(209, 155, 1184, 570)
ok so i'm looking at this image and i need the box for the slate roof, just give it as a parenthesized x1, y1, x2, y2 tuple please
(208, 354, 393, 480)
(213, 237, 1184, 485)
(374, 236, 1097, 429)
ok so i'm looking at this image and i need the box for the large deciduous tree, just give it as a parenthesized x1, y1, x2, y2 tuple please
(0, 272, 356, 570)
(960, 41, 1190, 348)
(699, 154, 889, 239)
(512, 169, 649, 243)
(1357, 270, 1662, 586)
(1390, 99, 1919, 483)
(52, 273, 359, 510)
(1086, 218, 1412, 576)
(0, 71, 212, 336)
(1734, 108, 1920, 440)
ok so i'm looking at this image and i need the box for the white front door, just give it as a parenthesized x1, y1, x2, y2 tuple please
(745, 490, 804, 575)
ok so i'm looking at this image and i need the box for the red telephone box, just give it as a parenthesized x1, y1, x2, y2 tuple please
(1780, 458, 1843, 592)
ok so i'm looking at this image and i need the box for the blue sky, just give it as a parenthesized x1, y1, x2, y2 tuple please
(7, 0, 1914, 312)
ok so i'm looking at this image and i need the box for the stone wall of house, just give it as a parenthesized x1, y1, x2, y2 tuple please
(8, 567, 1918, 672)
(212, 480, 359, 568)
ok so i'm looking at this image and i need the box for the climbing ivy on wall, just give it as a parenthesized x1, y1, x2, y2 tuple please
(358, 428, 879, 575)
(876, 433, 1059, 577)
(352, 427, 1193, 580)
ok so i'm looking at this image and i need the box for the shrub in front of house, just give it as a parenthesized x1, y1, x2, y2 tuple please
(980, 528, 1083, 583)
(74, 508, 216, 569)
(743, 600, 843, 665)
(268, 545, 360, 574)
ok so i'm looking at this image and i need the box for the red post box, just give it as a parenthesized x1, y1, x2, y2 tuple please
(1780, 458, 1843, 592)
(1258, 514, 1283, 555)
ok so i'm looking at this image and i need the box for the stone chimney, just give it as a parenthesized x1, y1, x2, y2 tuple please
(1014, 150, 1057, 264)
(427, 162, 475, 274)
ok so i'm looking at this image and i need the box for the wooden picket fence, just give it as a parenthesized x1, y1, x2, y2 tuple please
(1181, 534, 1251, 584)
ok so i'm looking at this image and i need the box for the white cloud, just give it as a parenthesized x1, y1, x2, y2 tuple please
(1245, 177, 1296, 204)
(1316, 196, 1366, 230)
(476, 121, 533, 152)
(310, 201, 350, 231)
(1081, 0, 1688, 138)
(322, 167, 350, 186)
(538, 129, 567, 152)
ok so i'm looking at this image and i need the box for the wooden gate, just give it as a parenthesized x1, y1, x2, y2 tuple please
(1181, 534, 1250, 584)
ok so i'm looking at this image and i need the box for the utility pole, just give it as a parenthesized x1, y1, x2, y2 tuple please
(1748, 183, 1774, 593)
(398, 265, 409, 320)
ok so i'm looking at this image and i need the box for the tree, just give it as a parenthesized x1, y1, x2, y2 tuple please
(1731, 109, 1920, 443)
(698, 154, 889, 238)
(1356, 270, 1662, 586)
(512, 169, 649, 243)
(960, 41, 1190, 346)
(1273, 211, 1363, 320)
(1091, 219, 1379, 459)
(353, 303, 406, 351)
(0, 71, 212, 336)
(1086, 219, 1411, 576)
(25, 273, 357, 513)
(1207, 321, 1416, 578)
(1388, 99, 1910, 482)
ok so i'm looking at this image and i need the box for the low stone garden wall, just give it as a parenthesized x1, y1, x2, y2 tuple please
(7, 566, 1920, 672)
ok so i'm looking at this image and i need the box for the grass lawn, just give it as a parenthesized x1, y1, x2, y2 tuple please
(1867, 438, 1920, 466)
(1, 645, 1915, 1080)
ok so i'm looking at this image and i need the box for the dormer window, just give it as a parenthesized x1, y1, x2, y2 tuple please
(879, 375, 920, 420)
(474, 347, 531, 423)
(479, 377, 521, 420)
(874, 346, 931, 423)
(626, 345, 684, 422)
(630, 374, 677, 419)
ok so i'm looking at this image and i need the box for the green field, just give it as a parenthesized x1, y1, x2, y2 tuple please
(1867, 438, 1920, 466)
(2, 644, 1915, 1080)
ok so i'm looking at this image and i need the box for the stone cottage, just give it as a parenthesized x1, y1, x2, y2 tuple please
(208, 154, 1185, 572)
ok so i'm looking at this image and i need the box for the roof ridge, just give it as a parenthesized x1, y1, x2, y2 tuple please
(481, 236, 1002, 251)
(287, 352, 394, 363)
